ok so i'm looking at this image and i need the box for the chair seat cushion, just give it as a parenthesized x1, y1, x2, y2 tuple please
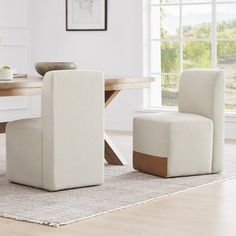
(133, 112, 213, 177)
(6, 118, 43, 187)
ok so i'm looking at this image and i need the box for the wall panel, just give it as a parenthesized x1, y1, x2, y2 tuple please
(0, 0, 32, 122)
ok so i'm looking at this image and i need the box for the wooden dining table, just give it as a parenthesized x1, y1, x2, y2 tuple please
(0, 76, 154, 165)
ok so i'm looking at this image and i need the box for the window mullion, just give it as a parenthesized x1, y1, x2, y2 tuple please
(180, 0, 183, 74)
(212, 0, 217, 69)
(147, 0, 152, 107)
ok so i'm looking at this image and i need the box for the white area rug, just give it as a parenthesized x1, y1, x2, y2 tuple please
(0, 133, 236, 227)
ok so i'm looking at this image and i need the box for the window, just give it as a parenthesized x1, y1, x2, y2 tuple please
(145, 0, 236, 111)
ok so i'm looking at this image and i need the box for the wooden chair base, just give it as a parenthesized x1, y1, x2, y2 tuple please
(133, 151, 168, 177)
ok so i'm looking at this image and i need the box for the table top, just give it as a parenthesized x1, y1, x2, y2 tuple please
(0, 76, 154, 97)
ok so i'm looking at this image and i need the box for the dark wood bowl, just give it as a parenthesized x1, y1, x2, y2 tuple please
(35, 62, 78, 76)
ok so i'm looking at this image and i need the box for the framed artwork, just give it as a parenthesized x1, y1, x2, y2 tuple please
(66, 0, 107, 31)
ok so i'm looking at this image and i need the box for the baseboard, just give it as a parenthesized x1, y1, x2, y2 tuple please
(106, 129, 133, 136)
(105, 119, 133, 132)
(225, 122, 236, 140)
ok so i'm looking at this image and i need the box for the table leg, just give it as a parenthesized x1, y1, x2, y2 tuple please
(104, 133, 127, 165)
(0, 123, 7, 134)
(104, 90, 127, 165)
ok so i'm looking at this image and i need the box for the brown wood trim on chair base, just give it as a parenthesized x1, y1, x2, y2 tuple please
(133, 151, 168, 178)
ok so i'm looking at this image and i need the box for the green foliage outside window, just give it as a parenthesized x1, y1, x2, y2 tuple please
(160, 18, 236, 110)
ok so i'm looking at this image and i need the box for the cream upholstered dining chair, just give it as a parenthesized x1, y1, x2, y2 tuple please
(133, 69, 225, 178)
(6, 70, 104, 191)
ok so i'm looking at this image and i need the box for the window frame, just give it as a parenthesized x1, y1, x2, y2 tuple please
(144, 0, 236, 111)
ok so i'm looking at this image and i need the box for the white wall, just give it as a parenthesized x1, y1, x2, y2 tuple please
(29, 0, 144, 130)
(0, 0, 33, 122)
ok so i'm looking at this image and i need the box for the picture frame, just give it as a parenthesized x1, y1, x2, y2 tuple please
(66, 0, 107, 31)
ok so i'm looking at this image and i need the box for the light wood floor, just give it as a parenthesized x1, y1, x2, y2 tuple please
(1, 133, 236, 236)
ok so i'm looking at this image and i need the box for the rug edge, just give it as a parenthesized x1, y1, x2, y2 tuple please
(1, 175, 235, 227)
(0, 213, 60, 227)
(60, 175, 236, 226)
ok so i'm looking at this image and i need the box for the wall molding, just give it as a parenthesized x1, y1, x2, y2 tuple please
(0, 0, 33, 122)
(0, 99, 28, 111)
(0, 26, 29, 30)
(0, 44, 27, 48)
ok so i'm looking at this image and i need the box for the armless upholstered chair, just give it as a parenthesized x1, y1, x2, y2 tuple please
(6, 70, 104, 191)
(133, 69, 224, 177)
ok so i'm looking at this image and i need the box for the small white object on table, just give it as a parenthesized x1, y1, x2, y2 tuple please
(0, 68, 14, 81)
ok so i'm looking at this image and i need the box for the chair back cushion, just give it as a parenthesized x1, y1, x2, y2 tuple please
(42, 70, 104, 190)
(178, 69, 225, 173)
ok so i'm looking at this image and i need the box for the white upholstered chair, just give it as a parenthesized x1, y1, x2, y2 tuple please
(133, 69, 225, 177)
(6, 70, 104, 191)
